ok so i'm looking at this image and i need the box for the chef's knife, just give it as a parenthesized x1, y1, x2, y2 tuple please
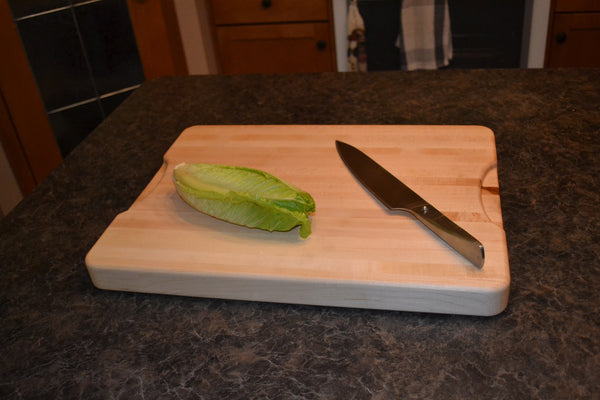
(335, 140, 485, 268)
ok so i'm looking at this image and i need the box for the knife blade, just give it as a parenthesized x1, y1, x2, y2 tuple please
(335, 140, 485, 268)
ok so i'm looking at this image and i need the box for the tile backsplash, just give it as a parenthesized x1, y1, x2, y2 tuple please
(8, 0, 144, 157)
(17, 8, 97, 111)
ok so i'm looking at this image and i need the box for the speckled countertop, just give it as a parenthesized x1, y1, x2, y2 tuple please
(1, 69, 599, 399)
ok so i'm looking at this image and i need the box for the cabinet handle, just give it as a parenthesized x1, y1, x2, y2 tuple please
(261, 0, 271, 9)
(556, 32, 567, 44)
(316, 40, 327, 51)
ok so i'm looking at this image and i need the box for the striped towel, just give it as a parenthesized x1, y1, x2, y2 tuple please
(348, 0, 368, 72)
(396, 0, 453, 71)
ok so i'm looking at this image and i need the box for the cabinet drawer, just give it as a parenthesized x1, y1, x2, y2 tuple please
(216, 22, 334, 73)
(547, 13, 600, 67)
(555, 0, 600, 12)
(211, 0, 330, 25)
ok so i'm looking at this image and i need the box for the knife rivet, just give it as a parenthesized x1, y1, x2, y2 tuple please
(423, 205, 428, 214)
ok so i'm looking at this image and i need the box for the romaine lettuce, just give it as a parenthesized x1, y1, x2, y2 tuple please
(173, 163, 315, 238)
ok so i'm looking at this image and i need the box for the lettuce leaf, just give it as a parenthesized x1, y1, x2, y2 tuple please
(172, 163, 315, 238)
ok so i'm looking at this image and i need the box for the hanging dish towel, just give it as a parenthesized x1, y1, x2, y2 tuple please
(348, 0, 367, 72)
(396, 0, 452, 71)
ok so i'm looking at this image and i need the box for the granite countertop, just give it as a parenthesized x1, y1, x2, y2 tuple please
(1, 69, 599, 399)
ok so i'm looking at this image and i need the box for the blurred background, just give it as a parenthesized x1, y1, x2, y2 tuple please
(1, 0, 598, 217)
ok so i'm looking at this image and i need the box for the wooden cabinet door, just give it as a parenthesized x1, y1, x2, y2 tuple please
(211, 0, 330, 25)
(216, 23, 335, 74)
(546, 12, 600, 67)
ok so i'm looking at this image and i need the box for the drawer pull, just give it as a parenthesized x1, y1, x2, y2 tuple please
(556, 32, 567, 44)
(316, 40, 327, 51)
(261, 0, 272, 9)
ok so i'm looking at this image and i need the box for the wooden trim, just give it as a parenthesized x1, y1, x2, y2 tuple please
(203, 0, 223, 73)
(0, 1, 62, 195)
(195, 0, 220, 74)
(0, 91, 35, 195)
(127, 0, 189, 80)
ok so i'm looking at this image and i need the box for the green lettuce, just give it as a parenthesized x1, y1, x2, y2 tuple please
(172, 163, 315, 238)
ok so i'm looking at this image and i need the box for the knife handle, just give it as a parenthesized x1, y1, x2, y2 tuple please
(406, 204, 485, 268)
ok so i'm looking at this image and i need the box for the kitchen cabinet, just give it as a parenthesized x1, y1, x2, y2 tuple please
(209, 0, 336, 74)
(545, 0, 600, 67)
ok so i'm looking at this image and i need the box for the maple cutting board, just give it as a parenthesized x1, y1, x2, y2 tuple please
(86, 125, 510, 316)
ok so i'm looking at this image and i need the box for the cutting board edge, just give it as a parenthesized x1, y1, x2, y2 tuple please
(85, 261, 510, 316)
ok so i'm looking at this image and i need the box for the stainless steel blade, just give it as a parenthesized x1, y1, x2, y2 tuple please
(336, 140, 485, 268)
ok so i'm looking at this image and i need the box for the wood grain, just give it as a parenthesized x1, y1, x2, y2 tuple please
(546, 12, 600, 67)
(210, 0, 330, 25)
(86, 125, 510, 316)
(216, 23, 335, 74)
(555, 0, 600, 12)
(209, 0, 336, 74)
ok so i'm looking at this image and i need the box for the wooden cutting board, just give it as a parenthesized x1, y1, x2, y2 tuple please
(86, 125, 510, 316)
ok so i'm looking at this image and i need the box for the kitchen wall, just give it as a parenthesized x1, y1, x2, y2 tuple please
(523, 0, 551, 67)
(173, 0, 218, 75)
